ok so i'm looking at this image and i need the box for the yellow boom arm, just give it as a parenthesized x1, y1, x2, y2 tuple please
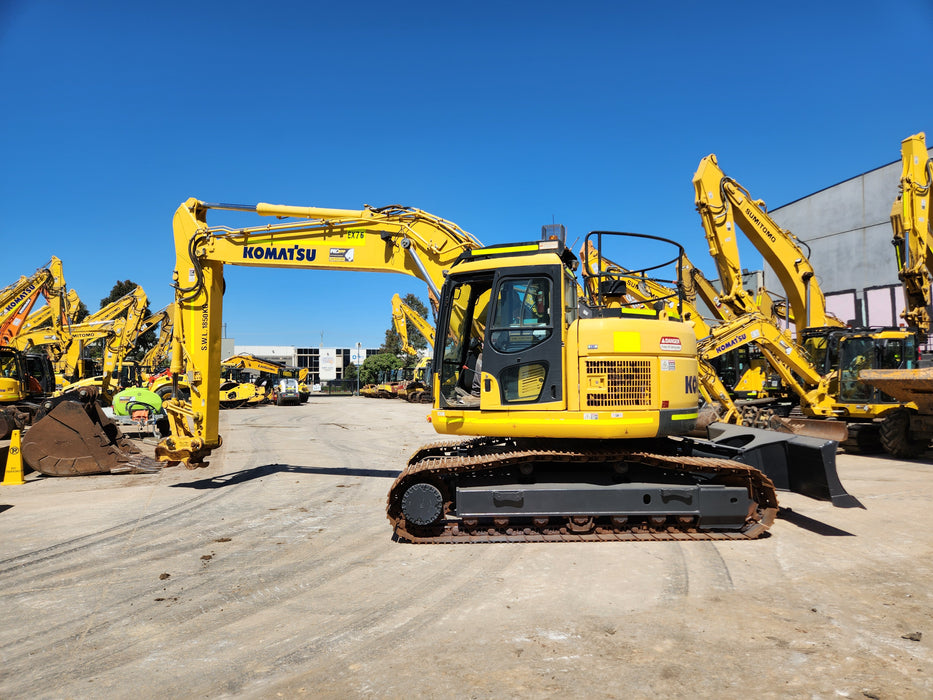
(160, 198, 481, 465)
(890, 132, 933, 335)
(694, 154, 844, 335)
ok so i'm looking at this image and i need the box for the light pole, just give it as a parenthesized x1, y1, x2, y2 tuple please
(356, 342, 361, 395)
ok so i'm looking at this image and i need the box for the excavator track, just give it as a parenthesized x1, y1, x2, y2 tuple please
(387, 437, 778, 543)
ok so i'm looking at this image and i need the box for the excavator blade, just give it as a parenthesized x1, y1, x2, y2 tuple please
(768, 415, 850, 443)
(699, 423, 863, 508)
(22, 399, 163, 476)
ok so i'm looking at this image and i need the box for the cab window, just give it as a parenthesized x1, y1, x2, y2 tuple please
(489, 277, 552, 353)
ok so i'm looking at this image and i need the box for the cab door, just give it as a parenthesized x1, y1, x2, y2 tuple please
(480, 265, 564, 410)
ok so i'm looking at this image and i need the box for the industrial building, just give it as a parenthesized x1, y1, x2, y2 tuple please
(232, 345, 381, 383)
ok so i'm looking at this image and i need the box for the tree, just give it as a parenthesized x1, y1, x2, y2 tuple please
(99, 279, 154, 361)
(360, 353, 402, 385)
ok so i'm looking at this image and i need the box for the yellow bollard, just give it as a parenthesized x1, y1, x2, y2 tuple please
(2, 430, 25, 485)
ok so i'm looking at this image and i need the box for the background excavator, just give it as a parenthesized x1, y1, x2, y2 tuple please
(0, 271, 161, 476)
(391, 293, 435, 402)
(859, 132, 933, 457)
(159, 198, 858, 543)
(694, 154, 919, 453)
(0, 257, 69, 346)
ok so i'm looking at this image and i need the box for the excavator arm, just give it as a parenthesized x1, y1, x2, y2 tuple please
(698, 312, 835, 414)
(160, 198, 481, 466)
(890, 132, 933, 336)
(0, 257, 68, 345)
(694, 154, 844, 335)
(19, 289, 81, 334)
(140, 304, 174, 369)
(222, 353, 286, 376)
(391, 293, 436, 356)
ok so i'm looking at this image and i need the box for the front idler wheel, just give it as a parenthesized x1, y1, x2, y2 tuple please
(401, 482, 445, 527)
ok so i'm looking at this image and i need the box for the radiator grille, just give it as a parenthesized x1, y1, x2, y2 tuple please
(585, 359, 652, 408)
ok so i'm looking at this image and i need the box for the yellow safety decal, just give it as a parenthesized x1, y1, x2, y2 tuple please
(672, 412, 698, 420)
(613, 331, 641, 352)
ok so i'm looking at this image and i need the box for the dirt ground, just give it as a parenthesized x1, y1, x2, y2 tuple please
(0, 397, 931, 699)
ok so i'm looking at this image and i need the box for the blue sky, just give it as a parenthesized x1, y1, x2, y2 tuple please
(2, 1, 932, 349)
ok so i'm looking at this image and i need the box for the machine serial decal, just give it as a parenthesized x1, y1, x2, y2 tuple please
(329, 248, 354, 262)
(241, 246, 317, 262)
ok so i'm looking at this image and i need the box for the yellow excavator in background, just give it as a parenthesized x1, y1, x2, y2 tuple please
(14, 286, 150, 394)
(694, 155, 846, 336)
(158, 198, 858, 541)
(889, 132, 933, 339)
(859, 132, 933, 457)
(694, 153, 920, 452)
(392, 293, 436, 356)
(18, 288, 82, 336)
(0, 275, 161, 476)
(391, 293, 436, 402)
(114, 304, 174, 389)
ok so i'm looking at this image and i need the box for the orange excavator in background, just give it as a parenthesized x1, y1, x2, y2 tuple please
(0, 257, 69, 346)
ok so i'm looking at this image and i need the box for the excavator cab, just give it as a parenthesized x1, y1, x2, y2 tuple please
(803, 326, 917, 406)
(436, 252, 565, 410)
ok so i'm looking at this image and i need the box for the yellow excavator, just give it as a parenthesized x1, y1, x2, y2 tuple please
(694, 153, 919, 452)
(391, 293, 435, 402)
(859, 132, 933, 457)
(14, 286, 151, 395)
(158, 199, 858, 542)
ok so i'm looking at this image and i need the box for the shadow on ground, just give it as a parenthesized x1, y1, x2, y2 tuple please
(170, 463, 400, 489)
(778, 507, 855, 536)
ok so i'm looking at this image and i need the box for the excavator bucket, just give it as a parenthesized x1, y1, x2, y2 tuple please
(697, 423, 863, 508)
(859, 367, 933, 412)
(21, 395, 162, 476)
(767, 415, 850, 443)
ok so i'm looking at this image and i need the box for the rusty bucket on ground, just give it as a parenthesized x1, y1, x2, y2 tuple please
(21, 390, 162, 476)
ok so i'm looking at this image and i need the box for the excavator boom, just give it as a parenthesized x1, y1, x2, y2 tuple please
(160, 198, 481, 465)
(890, 132, 933, 336)
(694, 155, 844, 335)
